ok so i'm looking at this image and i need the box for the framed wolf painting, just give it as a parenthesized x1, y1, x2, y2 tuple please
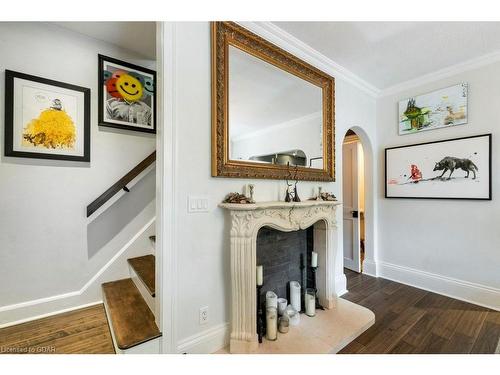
(385, 134, 491, 200)
(98, 54, 156, 134)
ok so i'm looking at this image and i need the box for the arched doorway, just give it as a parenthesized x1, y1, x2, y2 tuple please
(342, 129, 366, 273)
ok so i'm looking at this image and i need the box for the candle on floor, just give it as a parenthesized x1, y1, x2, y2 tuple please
(256, 265, 263, 286)
(305, 288, 316, 317)
(266, 307, 278, 341)
(311, 251, 318, 268)
(277, 298, 287, 316)
(290, 281, 301, 312)
(266, 291, 278, 309)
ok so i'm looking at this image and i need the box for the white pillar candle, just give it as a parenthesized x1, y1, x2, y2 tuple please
(265, 291, 278, 309)
(266, 307, 278, 341)
(311, 251, 318, 268)
(277, 298, 287, 316)
(290, 281, 301, 312)
(305, 289, 316, 317)
(256, 265, 263, 286)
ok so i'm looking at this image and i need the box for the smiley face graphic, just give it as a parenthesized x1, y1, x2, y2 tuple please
(112, 70, 128, 80)
(142, 77, 155, 97)
(106, 78, 122, 98)
(116, 74, 143, 102)
(128, 71, 145, 86)
(103, 70, 112, 82)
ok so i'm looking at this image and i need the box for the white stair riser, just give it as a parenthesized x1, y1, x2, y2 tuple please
(128, 263, 155, 315)
(102, 295, 160, 354)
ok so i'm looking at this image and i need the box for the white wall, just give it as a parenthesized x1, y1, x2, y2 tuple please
(0, 23, 156, 323)
(166, 22, 377, 353)
(376, 61, 500, 309)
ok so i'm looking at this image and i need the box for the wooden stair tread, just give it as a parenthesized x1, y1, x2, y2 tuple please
(102, 278, 161, 350)
(128, 255, 155, 296)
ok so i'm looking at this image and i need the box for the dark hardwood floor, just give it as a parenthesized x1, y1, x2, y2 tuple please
(0, 304, 115, 354)
(339, 269, 500, 354)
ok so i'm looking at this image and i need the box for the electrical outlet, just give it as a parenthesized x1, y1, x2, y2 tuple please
(199, 306, 209, 325)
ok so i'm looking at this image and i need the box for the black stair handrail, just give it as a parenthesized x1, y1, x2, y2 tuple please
(86, 151, 156, 217)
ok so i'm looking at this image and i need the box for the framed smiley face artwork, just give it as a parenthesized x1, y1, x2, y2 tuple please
(98, 55, 156, 134)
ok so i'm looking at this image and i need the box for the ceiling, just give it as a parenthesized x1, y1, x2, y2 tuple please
(274, 22, 500, 90)
(53, 22, 156, 59)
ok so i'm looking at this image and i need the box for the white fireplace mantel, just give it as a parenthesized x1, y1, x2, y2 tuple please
(219, 200, 342, 353)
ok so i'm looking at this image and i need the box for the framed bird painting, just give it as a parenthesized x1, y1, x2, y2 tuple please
(98, 54, 156, 134)
(4, 70, 90, 162)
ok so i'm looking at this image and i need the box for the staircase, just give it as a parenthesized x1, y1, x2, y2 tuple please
(86, 153, 160, 354)
(102, 235, 161, 354)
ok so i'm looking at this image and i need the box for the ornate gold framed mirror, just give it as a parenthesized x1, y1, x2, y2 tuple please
(211, 22, 335, 181)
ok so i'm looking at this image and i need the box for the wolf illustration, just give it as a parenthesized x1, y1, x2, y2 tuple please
(433, 156, 478, 180)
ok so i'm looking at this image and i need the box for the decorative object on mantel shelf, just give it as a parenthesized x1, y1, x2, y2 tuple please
(293, 165, 301, 202)
(308, 186, 336, 201)
(284, 162, 301, 202)
(248, 184, 255, 203)
(222, 192, 253, 204)
(319, 191, 337, 201)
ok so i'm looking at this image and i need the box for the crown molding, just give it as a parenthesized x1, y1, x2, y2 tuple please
(237, 22, 380, 98)
(380, 50, 500, 97)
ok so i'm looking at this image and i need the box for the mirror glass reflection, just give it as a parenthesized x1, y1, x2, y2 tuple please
(228, 45, 324, 169)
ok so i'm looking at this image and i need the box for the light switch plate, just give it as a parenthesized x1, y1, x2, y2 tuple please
(188, 195, 209, 213)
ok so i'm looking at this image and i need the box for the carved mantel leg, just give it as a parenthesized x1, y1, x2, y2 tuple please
(229, 223, 258, 353)
(314, 220, 338, 309)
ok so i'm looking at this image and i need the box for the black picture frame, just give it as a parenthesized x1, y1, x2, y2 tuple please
(4, 70, 91, 162)
(385, 134, 492, 200)
(98, 54, 156, 134)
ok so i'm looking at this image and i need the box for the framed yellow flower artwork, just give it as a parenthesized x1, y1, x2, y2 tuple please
(4, 70, 90, 162)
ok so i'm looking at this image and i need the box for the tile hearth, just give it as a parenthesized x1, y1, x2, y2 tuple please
(216, 297, 374, 354)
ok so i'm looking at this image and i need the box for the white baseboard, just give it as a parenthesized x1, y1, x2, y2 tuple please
(362, 259, 378, 277)
(0, 216, 156, 328)
(377, 260, 500, 311)
(0, 301, 103, 329)
(335, 273, 347, 296)
(177, 323, 230, 354)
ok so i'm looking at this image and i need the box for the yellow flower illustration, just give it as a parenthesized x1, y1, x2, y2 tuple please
(23, 108, 76, 149)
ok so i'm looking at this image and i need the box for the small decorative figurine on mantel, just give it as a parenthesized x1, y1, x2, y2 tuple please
(284, 162, 293, 202)
(292, 165, 301, 202)
(284, 162, 301, 202)
(309, 187, 337, 201)
(248, 184, 255, 203)
(319, 191, 337, 201)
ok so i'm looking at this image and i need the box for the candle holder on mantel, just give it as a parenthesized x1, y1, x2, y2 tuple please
(256, 285, 264, 343)
(311, 266, 325, 310)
